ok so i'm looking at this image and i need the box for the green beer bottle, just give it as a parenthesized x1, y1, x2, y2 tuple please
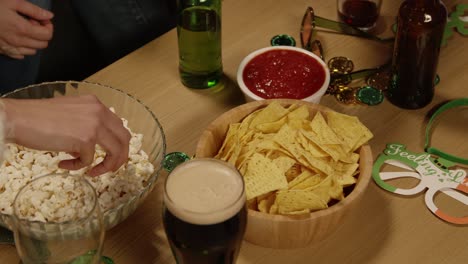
(176, 0, 222, 89)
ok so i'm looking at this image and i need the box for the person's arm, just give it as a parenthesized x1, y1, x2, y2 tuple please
(0, 95, 131, 176)
(0, 0, 54, 59)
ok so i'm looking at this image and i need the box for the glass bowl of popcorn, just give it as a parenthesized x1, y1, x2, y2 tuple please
(0, 81, 166, 230)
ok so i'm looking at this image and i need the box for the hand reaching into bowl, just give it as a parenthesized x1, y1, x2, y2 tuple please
(1, 95, 131, 176)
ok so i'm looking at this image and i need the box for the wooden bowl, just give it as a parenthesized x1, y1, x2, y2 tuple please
(195, 99, 373, 249)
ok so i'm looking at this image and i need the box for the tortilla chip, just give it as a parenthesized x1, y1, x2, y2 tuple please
(272, 156, 297, 176)
(249, 102, 289, 129)
(333, 161, 359, 187)
(287, 105, 310, 120)
(257, 192, 276, 213)
(214, 102, 373, 216)
(284, 163, 302, 182)
(326, 111, 373, 152)
(275, 189, 328, 213)
(243, 153, 288, 200)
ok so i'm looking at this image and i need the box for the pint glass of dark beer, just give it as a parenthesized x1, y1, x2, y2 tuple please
(162, 158, 247, 264)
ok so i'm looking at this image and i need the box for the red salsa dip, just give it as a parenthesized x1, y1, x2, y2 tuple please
(242, 49, 326, 99)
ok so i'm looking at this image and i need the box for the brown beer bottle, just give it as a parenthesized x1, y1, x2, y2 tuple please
(387, 0, 447, 109)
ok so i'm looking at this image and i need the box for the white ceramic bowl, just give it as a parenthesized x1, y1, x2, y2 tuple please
(237, 46, 330, 103)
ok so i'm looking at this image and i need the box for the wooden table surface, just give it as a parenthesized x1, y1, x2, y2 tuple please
(1, 0, 467, 263)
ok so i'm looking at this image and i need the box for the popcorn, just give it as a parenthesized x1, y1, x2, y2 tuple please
(14, 176, 96, 222)
(0, 117, 155, 222)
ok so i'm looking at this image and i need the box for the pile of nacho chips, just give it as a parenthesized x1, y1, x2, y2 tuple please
(215, 101, 373, 215)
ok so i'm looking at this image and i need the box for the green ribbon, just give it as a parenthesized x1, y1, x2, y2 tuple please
(442, 4, 468, 46)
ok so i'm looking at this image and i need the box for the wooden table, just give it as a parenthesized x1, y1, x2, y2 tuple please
(1, 0, 467, 263)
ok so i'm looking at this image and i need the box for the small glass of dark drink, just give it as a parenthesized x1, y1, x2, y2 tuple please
(162, 158, 247, 264)
(337, 0, 382, 31)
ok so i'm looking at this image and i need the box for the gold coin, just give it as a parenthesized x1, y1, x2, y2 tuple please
(328, 57, 354, 74)
(327, 84, 344, 95)
(366, 69, 392, 91)
(334, 86, 359, 104)
(330, 72, 352, 89)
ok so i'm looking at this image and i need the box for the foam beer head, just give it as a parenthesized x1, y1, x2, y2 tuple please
(164, 158, 245, 225)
